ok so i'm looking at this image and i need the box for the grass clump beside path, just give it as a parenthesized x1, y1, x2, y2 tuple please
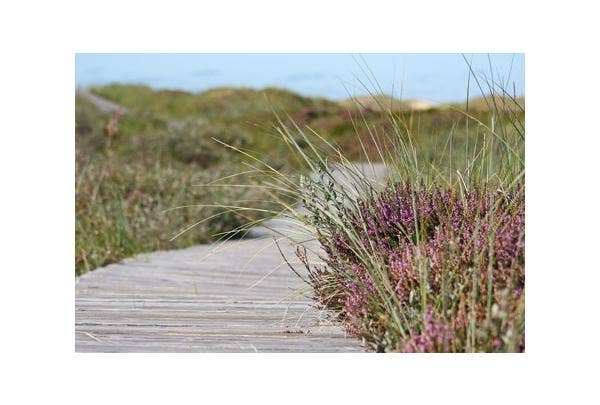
(306, 183, 524, 352)
(218, 76, 524, 352)
(75, 88, 306, 276)
(308, 91, 523, 352)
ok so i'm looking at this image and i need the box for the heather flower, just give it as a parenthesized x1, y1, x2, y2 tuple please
(305, 182, 525, 352)
(402, 309, 455, 353)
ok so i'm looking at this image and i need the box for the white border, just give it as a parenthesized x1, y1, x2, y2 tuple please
(2, 0, 599, 404)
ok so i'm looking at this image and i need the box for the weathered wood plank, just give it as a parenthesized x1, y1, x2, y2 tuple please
(75, 163, 386, 352)
(75, 227, 364, 352)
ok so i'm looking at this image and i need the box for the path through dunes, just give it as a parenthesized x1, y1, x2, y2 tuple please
(75, 162, 387, 352)
(76, 237, 361, 352)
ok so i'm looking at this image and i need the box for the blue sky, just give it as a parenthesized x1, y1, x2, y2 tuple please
(75, 53, 524, 103)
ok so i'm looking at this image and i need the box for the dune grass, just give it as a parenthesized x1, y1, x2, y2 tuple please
(203, 71, 525, 352)
(75, 92, 288, 275)
(75, 85, 376, 275)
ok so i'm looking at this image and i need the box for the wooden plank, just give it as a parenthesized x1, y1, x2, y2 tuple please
(75, 229, 364, 352)
(75, 163, 386, 352)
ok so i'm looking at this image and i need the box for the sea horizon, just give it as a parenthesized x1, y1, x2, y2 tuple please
(75, 53, 524, 103)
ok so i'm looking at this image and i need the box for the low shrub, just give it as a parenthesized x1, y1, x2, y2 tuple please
(75, 158, 272, 275)
(304, 182, 524, 352)
(232, 75, 525, 352)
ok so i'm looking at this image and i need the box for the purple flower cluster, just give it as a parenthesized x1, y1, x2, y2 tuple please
(402, 308, 456, 353)
(308, 183, 525, 352)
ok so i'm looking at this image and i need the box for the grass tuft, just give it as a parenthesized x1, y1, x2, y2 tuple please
(203, 66, 525, 352)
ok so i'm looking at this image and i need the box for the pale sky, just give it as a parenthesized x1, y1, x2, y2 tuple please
(76, 53, 524, 102)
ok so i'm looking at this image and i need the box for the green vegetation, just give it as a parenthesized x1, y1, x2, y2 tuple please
(77, 100, 254, 275)
(75, 83, 517, 285)
(209, 80, 525, 352)
(76, 85, 340, 275)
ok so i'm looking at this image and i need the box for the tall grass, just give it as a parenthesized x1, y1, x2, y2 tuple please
(206, 66, 525, 352)
(75, 95, 281, 275)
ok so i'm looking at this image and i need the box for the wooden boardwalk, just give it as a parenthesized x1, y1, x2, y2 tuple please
(76, 229, 366, 352)
(76, 160, 387, 352)
(76, 88, 127, 113)
(76, 88, 384, 352)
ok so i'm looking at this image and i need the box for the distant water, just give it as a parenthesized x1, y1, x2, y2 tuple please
(75, 53, 524, 103)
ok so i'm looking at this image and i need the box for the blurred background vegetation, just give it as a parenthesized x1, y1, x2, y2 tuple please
(75, 84, 523, 275)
